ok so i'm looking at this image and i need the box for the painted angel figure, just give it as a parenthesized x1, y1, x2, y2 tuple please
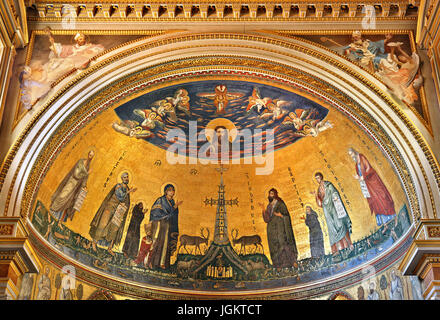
(259, 100, 290, 122)
(19, 66, 51, 110)
(42, 30, 105, 84)
(18, 30, 105, 109)
(246, 87, 290, 123)
(376, 42, 423, 106)
(246, 87, 272, 114)
(133, 109, 165, 130)
(151, 88, 191, 122)
(112, 120, 153, 139)
(282, 108, 333, 137)
(197, 84, 244, 113)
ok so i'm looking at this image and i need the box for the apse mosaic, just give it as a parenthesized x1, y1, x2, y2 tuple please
(30, 78, 413, 293)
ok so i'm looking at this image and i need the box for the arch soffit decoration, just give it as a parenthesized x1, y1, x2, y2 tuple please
(0, 32, 439, 298)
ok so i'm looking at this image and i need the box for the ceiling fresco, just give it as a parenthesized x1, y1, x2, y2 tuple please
(282, 31, 431, 129)
(29, 78, 413, 295)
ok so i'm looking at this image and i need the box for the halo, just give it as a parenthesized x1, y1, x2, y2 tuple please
(205, 118, 238, 143)
(160, 182, 177, 195)
(117, 169, 134, 185)
(311, 170, 325, 185)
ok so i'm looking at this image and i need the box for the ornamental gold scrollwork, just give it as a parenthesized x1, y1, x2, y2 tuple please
(0, 224, 14, 235)
(427, 226, 440, 238)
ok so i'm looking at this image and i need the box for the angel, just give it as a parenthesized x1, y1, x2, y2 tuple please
(259, 100, 290, 122)
(376, 43, 423, 106)
(112, 120, 153, 139)
(152, 88, 191, 121)
(246, 87, 272, 114)
(282, 109, 333, 137)
(246, 87, 290, 120)
(197, 84, 244, 113)
(133, 109, 165, 129)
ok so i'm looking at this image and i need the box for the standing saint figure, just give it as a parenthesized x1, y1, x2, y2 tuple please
(259, 188, 298, 269)
(148, 184, 182, 270)
(50, 150, 94, 223)
(357, 286, 365, 300)
(36, 267, 52, 300)
(89, 172, 137, 255)
(301, 205, 325, 259)
(59, 272, 74, 300)
(389, 269, 404, 300)
(377, 43, 422, 106)
(367, 281, 380, 300)
(18, 273, 35, 300)
(312, 172, 354, 256)
(122, 202, 148, 259)
(348, 148, 396, 230)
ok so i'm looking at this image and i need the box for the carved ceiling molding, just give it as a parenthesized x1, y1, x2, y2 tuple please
(28, 1, 419, 20)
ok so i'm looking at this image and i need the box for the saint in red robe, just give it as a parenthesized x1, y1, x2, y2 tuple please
(135, 236, 153, 266)
(356, 153, 395, 224)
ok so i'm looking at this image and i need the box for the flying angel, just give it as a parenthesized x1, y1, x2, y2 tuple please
(112, 119, 154, 139)
(246, 87, 290, 122)
(151, 88, 191, 122)
(282, 108, 333, 137)
(133, 109, 165, 130)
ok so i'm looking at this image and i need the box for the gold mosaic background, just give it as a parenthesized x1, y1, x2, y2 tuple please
(32, 86, 408, 265)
